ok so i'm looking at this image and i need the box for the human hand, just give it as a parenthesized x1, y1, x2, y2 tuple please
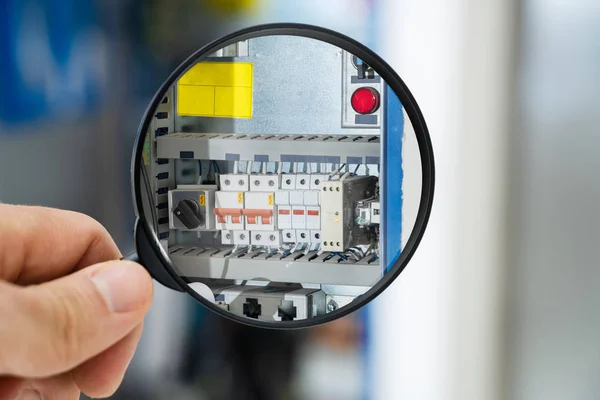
(0, 205, 154, 399)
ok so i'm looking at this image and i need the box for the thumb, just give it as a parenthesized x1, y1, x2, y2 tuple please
(0, 260, 153, 378)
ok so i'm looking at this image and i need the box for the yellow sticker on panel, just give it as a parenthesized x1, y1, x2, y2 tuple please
(238, 192, 244, 205)
(267, 194, 274, 206)
(215, 86, 252, 118)
(199, 194, 206, 207)
(177, 62, 253, 118)
(177, 86, 215, 116)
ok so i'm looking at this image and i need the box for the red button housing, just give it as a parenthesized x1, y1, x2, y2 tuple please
(351, 87, 380, 114)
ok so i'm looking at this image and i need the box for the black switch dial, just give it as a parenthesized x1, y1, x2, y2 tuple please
(243, 298, 262, 319)
(173, 199, 203, 229)
(278, 300, 297, 322)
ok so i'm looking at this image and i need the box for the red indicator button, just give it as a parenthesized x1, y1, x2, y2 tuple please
(351, 87, 380, 114)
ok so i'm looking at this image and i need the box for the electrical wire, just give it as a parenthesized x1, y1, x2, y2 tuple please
(140, 163, 158, 232)
(197, 160, 203, 184)
(332, 252, 348, 261)
(329, 163, 346, 180)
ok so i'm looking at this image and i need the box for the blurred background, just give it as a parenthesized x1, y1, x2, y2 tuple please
(0, 0, 599, 399)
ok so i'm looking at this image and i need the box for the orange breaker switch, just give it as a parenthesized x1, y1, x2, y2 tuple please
(213, 208, 243, 224)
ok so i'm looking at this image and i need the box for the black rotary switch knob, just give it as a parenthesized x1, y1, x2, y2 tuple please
(173, 199, 203, 229)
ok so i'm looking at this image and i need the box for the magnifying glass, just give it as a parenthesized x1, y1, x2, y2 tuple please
(127, 23, 434, 328)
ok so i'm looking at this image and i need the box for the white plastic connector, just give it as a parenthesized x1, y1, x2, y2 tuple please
(296, 229, 310, 243)
(219, 174, 250, 192)
(295, 174, 311, 190)
(281, 174, 296, 190)
(289, 191, 304, 206)
(233, 230, 250, 245)
(250, 175, 280, 192)
(310, 230, 321, 243)
(251, 231, 281, 246)
(221, 230, 235, 245)
(303, 191, 320, 206)
(275, 191, 290, 205)
(310, 174, 328, 190)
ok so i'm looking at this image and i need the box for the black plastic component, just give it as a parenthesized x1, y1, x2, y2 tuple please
(357, 62, 367, 80)
(156, 172, 169, 180)
(173, 199, 203, 229)
(156, 202, 168, 210)
(156, 158, 169, 165)
(278, 300, 297, 321)
(134, 219, 183, 292)
(243, 298, 262, 319)
(159, 232, 169, 239)
(156, 187, 169, 195)
(155, 127, 169, 137)
(157, 217, 169, 225)
(155, 112, 168, 119)
(180, 151, 194, 159)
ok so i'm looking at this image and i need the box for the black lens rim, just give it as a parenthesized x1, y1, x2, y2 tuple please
(131, 23, 435, 330)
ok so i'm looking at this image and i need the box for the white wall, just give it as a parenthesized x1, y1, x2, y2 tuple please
(370, 0, 515, 399)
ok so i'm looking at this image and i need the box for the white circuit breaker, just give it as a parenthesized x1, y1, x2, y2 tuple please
(214, 191, 244, 230)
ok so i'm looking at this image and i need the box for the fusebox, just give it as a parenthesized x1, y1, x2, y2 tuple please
(139, 33, 407, 323)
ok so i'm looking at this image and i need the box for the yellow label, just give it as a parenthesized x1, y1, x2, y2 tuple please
(238, 192, 243, 204)
(267, 193, 274, 206)
(177, 62, 253, 118)
(199, 194, 206, 207)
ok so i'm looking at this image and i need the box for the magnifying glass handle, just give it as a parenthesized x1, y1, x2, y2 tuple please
(121, 252, 139, 263)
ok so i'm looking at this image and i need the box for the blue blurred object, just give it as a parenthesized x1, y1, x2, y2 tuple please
(0, 0, 106, 126)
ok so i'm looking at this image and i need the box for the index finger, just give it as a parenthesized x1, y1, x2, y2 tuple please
(0, 204, 121, 284)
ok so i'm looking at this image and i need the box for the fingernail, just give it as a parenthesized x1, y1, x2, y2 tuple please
(90, 262, 151, 313)
(16, 389, 42, 400)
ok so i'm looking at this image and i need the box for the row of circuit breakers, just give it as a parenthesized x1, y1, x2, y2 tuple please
(168, 172, 380, 252)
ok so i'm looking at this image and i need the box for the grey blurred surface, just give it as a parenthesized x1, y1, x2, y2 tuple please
(507, 1, 600, 399)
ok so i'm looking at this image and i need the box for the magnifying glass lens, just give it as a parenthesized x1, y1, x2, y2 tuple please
(133, 27, 433, 328)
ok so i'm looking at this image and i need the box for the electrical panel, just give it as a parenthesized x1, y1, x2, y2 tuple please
(146, 44, 394, 322)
